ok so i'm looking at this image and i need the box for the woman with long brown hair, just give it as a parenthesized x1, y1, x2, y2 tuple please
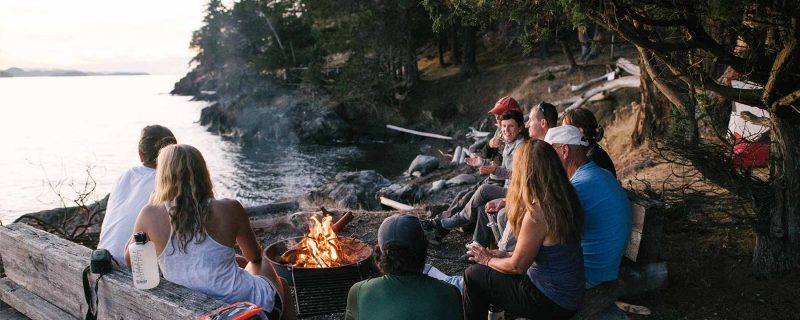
(463, 139, 585, 320)
(124, 144, 294, 319)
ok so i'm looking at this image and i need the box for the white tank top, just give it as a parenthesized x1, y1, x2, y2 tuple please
(157, 202, 276, 310)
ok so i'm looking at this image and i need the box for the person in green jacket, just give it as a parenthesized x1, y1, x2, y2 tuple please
(345, 214, 463, 320)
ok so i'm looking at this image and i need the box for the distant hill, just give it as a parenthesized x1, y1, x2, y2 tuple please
(0, 67, 148, 78)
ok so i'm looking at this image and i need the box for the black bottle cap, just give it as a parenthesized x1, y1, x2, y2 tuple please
(134, 232, 148, 244)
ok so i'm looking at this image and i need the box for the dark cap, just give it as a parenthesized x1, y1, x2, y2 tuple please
(378, 214, 426, 254)
(488, 96, 521, 116)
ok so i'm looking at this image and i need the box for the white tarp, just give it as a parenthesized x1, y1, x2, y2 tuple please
(727, 80, 769, 140)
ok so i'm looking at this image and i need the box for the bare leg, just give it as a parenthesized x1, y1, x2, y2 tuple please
(245, 255, 297, 320)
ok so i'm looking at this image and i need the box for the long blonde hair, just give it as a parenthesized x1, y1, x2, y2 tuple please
(505, 139, 584, 245)
(152, 144, 214, 253)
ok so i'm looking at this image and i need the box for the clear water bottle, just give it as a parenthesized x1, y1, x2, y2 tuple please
(128, 232, 160, 289)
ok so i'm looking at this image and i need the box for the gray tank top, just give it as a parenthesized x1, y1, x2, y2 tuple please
(527, 244, 585, 311)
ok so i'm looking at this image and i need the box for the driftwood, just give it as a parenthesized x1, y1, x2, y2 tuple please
(570, 71, 616, 92)
(616, 57, 641, 76)
(0, 223, 226, 319)
(386, 125, 453, 140)
(551, 92, 610, 106)
(379, 196, 414, 211)
(563, 76, 640, 113)
(0, 278, 76, 320)
(245, 201, 300, 217)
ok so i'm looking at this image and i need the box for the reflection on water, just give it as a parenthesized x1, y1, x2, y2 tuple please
(0, 75, 419, 224)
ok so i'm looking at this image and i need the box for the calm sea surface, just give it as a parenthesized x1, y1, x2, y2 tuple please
(0, 75, 417, 224)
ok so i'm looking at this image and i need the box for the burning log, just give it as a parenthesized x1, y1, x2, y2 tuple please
(278, 210, 365, 268)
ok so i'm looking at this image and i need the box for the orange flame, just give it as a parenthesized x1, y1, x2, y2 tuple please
(291, 214, 343, 268)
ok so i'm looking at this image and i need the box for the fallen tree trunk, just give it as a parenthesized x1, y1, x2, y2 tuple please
(379, 196, 414, 211)
(552, 92, 610, 106)
(386, 125, 453, 140)
(563, 76, 640, 113)
(571, 71, 616, 92)
(616, 57, 641, 76)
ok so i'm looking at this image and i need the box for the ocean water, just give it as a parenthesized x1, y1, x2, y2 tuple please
(0, 75, 416, 224)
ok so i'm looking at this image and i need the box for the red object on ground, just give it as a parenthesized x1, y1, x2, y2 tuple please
(728, 132, 769, 168)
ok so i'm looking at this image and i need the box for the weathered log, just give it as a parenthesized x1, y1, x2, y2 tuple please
(563, 76, 640, 113)
(379, 197, 414, 211)
(551, 92, 610, 106)
(386, 125, 453, 140)
(0, 278, 75, 320)
(616, 57, 641, 76)
(570, 71, 616, 92)
(245, 201, 300, 217)
(0, 223, 227, 319)
(0, 307, 29, 320)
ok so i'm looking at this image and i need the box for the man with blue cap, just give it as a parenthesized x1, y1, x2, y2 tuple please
(345, 214, 463, 320)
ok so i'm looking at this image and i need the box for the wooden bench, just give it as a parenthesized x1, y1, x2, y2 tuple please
(0, 223, 228, 320)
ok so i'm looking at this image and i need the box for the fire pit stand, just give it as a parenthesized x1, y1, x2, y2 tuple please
(266, 236, 376, 317)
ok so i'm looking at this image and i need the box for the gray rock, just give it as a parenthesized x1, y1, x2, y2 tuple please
(377, 183, 425, 204)
(310, 170, 391, 210)
(429, 180, 447, 193)
(406, 155, 439, 176)
(446, 173, 478, 186)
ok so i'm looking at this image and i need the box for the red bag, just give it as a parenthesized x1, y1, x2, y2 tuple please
(197, 302, 268, 320)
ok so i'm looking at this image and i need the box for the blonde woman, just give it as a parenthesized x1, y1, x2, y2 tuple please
(124, 144, 294, 319)
(464, 140, 585, 320)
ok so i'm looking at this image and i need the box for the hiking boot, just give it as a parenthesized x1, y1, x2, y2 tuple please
(420, 218, 449, 245)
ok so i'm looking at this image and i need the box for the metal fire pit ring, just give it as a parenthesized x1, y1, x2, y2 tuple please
(265, 236, 376, 317)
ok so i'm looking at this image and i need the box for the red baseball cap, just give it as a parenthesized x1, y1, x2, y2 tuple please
(488, 96, 521, 116)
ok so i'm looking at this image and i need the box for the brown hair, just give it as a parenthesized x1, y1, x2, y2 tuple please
(562, 108, 604, 141)
(139, 125, 177, 167)
(505, 140, 584, 245)
(152, 144, 214, 253)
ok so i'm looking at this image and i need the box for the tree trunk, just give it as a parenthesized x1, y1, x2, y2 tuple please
(460, 25, 478, 78)
(449, 24, 461, 65)
(752, 111, 800, 277)
(560, 40, 578, 69)
(438, 34, 447, 66)
(631, 52, 671, 145)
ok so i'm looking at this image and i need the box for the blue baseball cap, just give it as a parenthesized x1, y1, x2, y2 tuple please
(378, 214, 426, 254)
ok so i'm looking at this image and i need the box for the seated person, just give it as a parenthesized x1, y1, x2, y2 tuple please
(345, 214, 463, 320)
(461, 102, 559, 250)
(124, 144, 294, 320)
(98, 124, 176, 266)
(544, 125, 631, 288)
(562, 108, 616, 177)
(464, 139, 585, 320)
(423, 110, 527, 248)
(482, 96, 523, 164)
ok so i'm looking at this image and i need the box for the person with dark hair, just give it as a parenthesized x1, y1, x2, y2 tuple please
(99, 124, 176, 266)
(562, 108, 616, 177)
(484, 96, 523, 161)
(422, 109, 528, 249)
(125, 144, 293, 319)
(464, 139, 585, 320)
(345, 214, 462, 320)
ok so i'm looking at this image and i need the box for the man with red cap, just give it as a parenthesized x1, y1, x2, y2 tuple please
(486, 96, 522, 153)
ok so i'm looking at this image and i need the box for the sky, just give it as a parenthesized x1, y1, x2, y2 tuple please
(0, 1, 208, 75)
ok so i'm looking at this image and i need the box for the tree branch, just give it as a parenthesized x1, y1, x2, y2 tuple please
(650, 52, 766, 107)
(763, 17, 799, 105)
(776, 87, 800, 107)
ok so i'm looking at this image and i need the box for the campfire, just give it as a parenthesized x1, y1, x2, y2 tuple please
(278, 211, 370, 268)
